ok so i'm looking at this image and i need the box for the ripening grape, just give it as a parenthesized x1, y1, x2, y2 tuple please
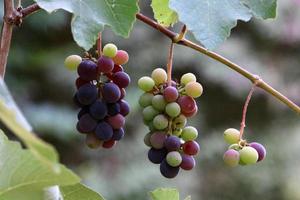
(180, 154, 195, 170)
(153, 114, 169, 130)
(107, 114, 125, 129)
(113, 71, 130, 88)
(152, 95, 167, 111)
(95, 121, 113, 141)
(142, 106, 159, 121)
(112, 64, 124, 73)
(113, 50, 129, 65)
(224, 128, 240, 144)
(180, 73, 196, 85)
(148, 148, 168, 164)
(185, 82, 203, 98)
(138, 76, 155, 92)
(103, 43, 118, 58)
(78, 60, 98, 81)
(160, 159, 180, 179)
(249, 142, 266, 162)
(228, 143, 240, 150)
(164, 135, 181, 151)
(78, 114, 98, 133)
(77, 84, 98, 105)
(239, 146, 259, 165)
(183, 141, 200, 155)
(163, 86, 178, 102)
(139, 93, 154, 107)
(102, 82, 121, 103)
(86, 133, 103, 149)
(223, 149, 240, 167)
(65, 55, 82, 71)
(166, 151, 182, 167)
(102, 139, 117, 149)
(151, 68, 167, 85)
(165, 102, 181, 118)
(150, 132, 167, 149)
(177, 96, 196, 114)
(181, 126, 198, 141)
(98, 56, 114, 73)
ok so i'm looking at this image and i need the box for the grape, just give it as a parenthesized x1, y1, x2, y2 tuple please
(112, 50, 129, 65)
(95, 121, 113, 141)
(152, 95, 167, 111)
(139, 93, 154, 107)
(112, 64, 124, 73)
(177, 96, 196, 114)
(98, 56, 114, 73)
(78, 114, 98, 133)
(185, 82, 203, 98)
(77, 60, 98, 81)
(153, 114, 169, 130)
(148, 121, 156, 132)
(144, 132, 152, 147)
(102, 82, 121, 103)
(183, 141, 200, 155)
(164, 135, 181, 151)
(239, 146, 259, 165)
(119, 100, 130, 116)
(180, 73, 196, 85)
(249, 142, 266, 162)
(76, 77, 90, 89)
(102, 139, 117, 149)
(77, 84, 98, 105)
(73, 94, 83, 108)
(76, 122, 86, 134)
(223, 128, 240, 144)
(65, 55, 82, 71)
(160, 159, 180, 178)
(182, 105, 198, 118)
(107, 103, 120, 116)
(172, 128, 182, 137)
(78, 107, 89, 120)
(180, 154, 195, 170)
(90, 100, 107, 120)
(163, 86, 179, 102)
(223, 149, 240, 167)
(151, 68, 167, 85)
(113, 71, 130, 88)
(166, 151, 182, 167)
(107, 114, 125, 129)
(173, 114, 187, 129)
(150, 132, 167, 149)
(142, 106, 159, 121)
(148, 148, 168, 164)
(112, 128, 125, 141)
(86, 133, 103, 149)
(138, 76, 155, 92)
(181, 126, 198, 141)
(103, 43, 118, 58)
(228, 143, 240, 151)
(165, 102, 181, 118)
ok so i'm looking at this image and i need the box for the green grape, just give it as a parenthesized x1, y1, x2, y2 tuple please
(228, 143, 240, 150)
(144, 132, 152, 147)
(165, 102, 181, 118)
(166, 151, 182, 167)
(152, 94, 167, 111)
(139, 93, 154, 107)
(181, 126, 198, 141)
(185, 82, 203, 98)
(64, 55, 82, 71)
(153, 114, 169, 130)
(151, 68, 167, 85)
(180, 73, 196, 85)
(148, 121, 156, 131)
(103, 43, 118, 58)
(173, 114, 187, 129)
(142, 106, 159, 121)
(86, 134, 102, 149)
(224, 128, 240, 144)
(138, 76, 155, 92)
(223, 149, 240, 167)
(172, 128, 182, 137)
(239, 146, 259, 165)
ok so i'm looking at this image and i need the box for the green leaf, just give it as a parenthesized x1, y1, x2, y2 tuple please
(34, 0, 139, 50)
(60, 183, 105, 200)
(241, 0, 277, 19)
(151, 0, 178, 27)
(150, 188, 179, 200)
(0, 130, 79, 199)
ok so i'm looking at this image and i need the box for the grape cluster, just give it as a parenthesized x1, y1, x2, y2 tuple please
(223, 128, 267, 167)
(65, 43, 130, 149)
(138, 69, 203, 178)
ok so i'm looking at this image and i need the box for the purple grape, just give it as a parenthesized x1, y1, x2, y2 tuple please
(113, 71, 131, 88)
(76, 121, 86, 134)
(107, 103, 120, 116)
(97, 56, 114, 73)
(119, 100, 130, 116)
(102, 82, 121, 103)
(73, 94, 83, 107)
(107, 114, 125, 129)
(150, 132, 167, 149)
(164, 136, 181, 151)
(89, 100, 107, 120)
(180, 154, 196, 170)
(77, 60, 98, 81)
(78, 114, 97, 133)
(148, 148, 167, 164)
(77, 84, 98, 105)
(160, 159, 180, 178)
(95, 121, 113, 141)
(77, 107, 89, 120)
(163, 86, 178, 102)
(111, 128, 125, 141)
(249, 142, 266, 162)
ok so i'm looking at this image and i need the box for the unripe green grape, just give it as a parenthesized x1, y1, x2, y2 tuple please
(173, 114, 187, 129)
(64, 55, 82, 71)
(165, 102, 181, 118)
(172, 128, 182, 137)
(166, 151, 182, 167)
(148, 121, 156, 132)
(151, 68, 167, 85)
(224, 128, 240, 144)
(223, 149, 240, 167)
(153, 114, 169, 130)
(185, 82, 203, 98)
(103, 43, 118, 58)
(181, 73, 196, 85)
(228, 143, 240, 150)
(152, 95, 167, 111)
(142, 106, 159, 121)
(86, 134, 103, 149)
(138, 76, 155, 92)
(144, 132, 152, 147)
(139, 93, 154, 107)
(181, 126, 198, 141)
(239, 146, 259, 165)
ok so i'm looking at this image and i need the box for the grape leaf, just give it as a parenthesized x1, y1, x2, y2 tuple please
(60, 183, 105, 200)
(34, 0, 139, 50)
(241, 0, 277, 19)
(151, 0, 178, 27)
(150, 188, 179, 200)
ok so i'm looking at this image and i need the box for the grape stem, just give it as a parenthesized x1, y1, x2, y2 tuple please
(1, 4, 300, 115)
(167, 42, 174, 86)
(97, 32, 102, 58)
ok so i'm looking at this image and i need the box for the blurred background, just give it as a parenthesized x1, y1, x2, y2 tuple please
(1, 0, 300, 199)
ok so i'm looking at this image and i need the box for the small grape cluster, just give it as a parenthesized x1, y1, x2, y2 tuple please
(64, 43, 130, 149)
(223, 128, 267, 167)
(138, 68, 203, 178)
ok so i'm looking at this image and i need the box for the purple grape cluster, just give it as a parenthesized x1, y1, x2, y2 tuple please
(138, 68, 203, 178)
(65, 44, 130, 149)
